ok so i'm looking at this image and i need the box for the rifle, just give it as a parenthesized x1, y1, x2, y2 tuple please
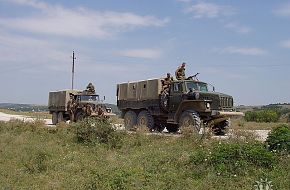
(186, 73, 200, 81)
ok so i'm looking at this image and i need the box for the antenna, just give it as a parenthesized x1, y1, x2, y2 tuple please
(71, 51, 76, 90)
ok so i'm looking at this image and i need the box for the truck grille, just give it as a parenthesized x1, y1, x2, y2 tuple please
(220, 96, 233, 108)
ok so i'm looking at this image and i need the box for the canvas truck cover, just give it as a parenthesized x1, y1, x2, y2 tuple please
(117, 78, 163, 101)
(48, 90, 80, 112)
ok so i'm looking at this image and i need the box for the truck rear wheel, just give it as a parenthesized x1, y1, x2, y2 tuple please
(52, 112, 58, 125)
(124, 110, 137, 130)
(58, 112, 64, 122)
(179, 111, 201, 133)
(137, 110, 154, 131)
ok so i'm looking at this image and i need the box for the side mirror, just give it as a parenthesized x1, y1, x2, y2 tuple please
(103, 96, 106, 101)
(213, 87, 215, 92)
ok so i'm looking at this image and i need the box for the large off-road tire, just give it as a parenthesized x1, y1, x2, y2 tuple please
(52, 112, 58, 125)
(212, 120, 230, 136)
(137, 110, 154, 130)
(178, 111, 201, 133)
(160, 89, 169, 112)
(75, 111, 86, 122)
(124, 110, 137, 130)
(58, 112, 64, 122)
(166, 124, 179, 133)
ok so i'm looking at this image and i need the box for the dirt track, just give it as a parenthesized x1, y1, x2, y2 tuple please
(0, 112, 52, 125)
(0, 112, 270, 141)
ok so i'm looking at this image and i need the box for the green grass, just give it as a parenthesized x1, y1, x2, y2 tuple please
(0, 120, 289, 190)
(231, 118, 286, 130)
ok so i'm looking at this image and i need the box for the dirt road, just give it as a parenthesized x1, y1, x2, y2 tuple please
(0, 112, 52, 125)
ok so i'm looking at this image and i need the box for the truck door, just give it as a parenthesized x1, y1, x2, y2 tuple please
(169, 82, 184, 111)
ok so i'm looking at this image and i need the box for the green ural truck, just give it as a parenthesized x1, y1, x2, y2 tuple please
(117, 78, 244, 135)
(48, 90, 114, 125)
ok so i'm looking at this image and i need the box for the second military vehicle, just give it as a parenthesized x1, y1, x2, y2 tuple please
(117, 77, 243, 135)
(48, 90, 114, 125)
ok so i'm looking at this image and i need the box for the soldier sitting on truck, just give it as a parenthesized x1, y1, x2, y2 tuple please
(86, 82, 96, 95)
(175, 62, 186, 80)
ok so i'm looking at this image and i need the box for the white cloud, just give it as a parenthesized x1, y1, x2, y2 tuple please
(274, 3, 290, 17)
(0, 0, 169, 39)
(280, 40, 290, 48)
(0, 31, 70, 70)
(221, 46, 267, 55)
(116, 48, 162, 59)
(224, 22, 252, 34)
(185, 2, 235, 18)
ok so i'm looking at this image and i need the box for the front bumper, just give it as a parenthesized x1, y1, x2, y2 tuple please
(211, 110, 244, 117)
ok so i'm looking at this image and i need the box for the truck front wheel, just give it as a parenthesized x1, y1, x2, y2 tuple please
(179, 111, 201, 133)
(124, 110, 137, 130)
(137, 110, 154, 131)
(52, 112, 58, 125)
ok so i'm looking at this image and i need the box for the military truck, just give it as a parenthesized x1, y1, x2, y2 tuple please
(117, 77, 244, 135)
(48, 90, 113, 125)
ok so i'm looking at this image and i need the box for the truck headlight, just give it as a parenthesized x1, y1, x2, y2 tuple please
(206, 102, 210, 109)
(106, 108, 112, 113)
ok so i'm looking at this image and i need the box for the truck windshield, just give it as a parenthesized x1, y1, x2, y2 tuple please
(185, 82, 208, 92)
(80, 95, 100, 102)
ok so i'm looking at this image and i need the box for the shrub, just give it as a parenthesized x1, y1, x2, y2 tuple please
(266, 124, 290, 154)
(245, 110, 279, 123)
(72, 117, 123, 149)
(189, 142, 277, 177)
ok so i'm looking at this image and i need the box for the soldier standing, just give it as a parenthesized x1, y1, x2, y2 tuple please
(67, 94, 76, 122)
(175, 62, 186, 80)
(162, 73, 173, 91)
(86, 82, 96, 94)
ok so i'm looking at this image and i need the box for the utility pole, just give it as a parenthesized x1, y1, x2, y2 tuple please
(71, 51, 76, 90)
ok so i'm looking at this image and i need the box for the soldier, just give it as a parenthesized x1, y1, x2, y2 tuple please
(175, 62, 186, 80)
(162, 73, 173, 90)
(67, 93, 76, 122)
(86, 82, 96, 94)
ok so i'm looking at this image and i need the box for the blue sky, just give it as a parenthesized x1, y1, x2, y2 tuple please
(0, 0, 289, 105)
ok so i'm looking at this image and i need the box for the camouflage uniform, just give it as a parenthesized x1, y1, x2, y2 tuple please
(175, 62, 186, 80)
(67, 94, 76, 122)
(86, 83, 96, 94)
(162, 73, 173, 91)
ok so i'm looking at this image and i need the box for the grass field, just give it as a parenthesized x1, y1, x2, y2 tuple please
(0, 119, 289, 190)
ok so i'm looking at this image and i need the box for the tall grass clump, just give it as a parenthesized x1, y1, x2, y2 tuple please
(72, 117, 124, 149)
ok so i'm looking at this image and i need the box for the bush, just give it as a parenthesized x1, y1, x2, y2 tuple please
(189, 142, 277, 177)
(72, 117, 123, 149)
(245, 110, 279, 123)
(266, 124, 290, 154)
